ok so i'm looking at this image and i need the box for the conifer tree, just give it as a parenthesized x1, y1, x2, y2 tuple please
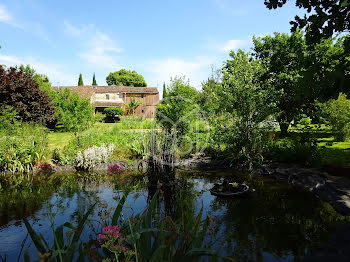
(78, 73, 84, 86)
(92, 73, 97, 85)
(162, 82, 167, 99)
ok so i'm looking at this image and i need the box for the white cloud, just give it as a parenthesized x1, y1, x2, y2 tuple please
(0, 5, 23, 29)
(0, 54, 76, 85)
(214, 0, 248, 15)
(221, 39, 247, 52)
(144, 56, 217, 88)
(0, 5, 11, 22)
(64, 21, 122, 69)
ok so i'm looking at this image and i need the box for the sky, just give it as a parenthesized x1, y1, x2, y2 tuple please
(0, 0, 307, 97)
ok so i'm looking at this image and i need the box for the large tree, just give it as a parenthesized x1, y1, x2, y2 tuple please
(92, 73, 97, 85)
(253, 31, 306, 135)
(0, 66, 55, 123)
(264, 0, 350, 43)
(253, 32, 350, 134)
(106, 69, 147, 87)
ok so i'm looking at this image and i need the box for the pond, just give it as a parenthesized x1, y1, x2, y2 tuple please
(0, 169, 344, 261)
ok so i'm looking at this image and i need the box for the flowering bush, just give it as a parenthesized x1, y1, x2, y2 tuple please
(38, 163, 55, 174)
(99, 225, 135, 261)
(75, 144, 114, 170)
(107, 164, 124, 176)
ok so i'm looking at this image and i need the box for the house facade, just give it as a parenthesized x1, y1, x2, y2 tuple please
(52, 85, 159, 118)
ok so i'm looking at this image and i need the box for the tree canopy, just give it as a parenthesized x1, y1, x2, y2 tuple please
(264, 0, 350, 43)
(0, 65, 55, 123)
(106, 69, 147, 87)
(92, 73, 97, 85)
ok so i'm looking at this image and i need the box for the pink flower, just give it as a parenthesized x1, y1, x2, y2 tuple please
(107, 164, 124, 175)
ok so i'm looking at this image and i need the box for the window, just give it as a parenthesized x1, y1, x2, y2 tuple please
(141, 94, 144, 98)
(106, 94, 110, 100)
(142, 109, 144, 113)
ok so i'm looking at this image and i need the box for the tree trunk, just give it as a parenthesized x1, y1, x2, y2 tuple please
(279, 122, 290, 137)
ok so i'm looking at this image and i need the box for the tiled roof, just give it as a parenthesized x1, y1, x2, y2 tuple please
(52, 85, 158, 99)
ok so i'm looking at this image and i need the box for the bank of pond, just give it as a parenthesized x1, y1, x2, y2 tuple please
(0, 169, 348, 262)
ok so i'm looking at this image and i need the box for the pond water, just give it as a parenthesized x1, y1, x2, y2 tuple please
(0, 169, 344, 261)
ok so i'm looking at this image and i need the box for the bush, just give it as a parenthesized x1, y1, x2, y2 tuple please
(0, 123, 48, 173)
(265, 135, 320, 166)
(322, 93, 350, 141)
(74, 144, 115, 170)
(103, 107, 124, 123)
(0, 106, 21, 132)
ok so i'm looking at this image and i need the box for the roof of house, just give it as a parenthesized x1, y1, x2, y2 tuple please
(51, 85, 159, 99)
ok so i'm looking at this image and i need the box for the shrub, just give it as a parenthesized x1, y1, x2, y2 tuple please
(0, 106, 21, 132)
(103, 107, 124, 123)
(322, 93, 350, 141)
(0, 123, 48, 173)
(75, 144, 115, 170)
(107, 164, 125, 175)
(38, 163, 55, 175)
(265, 135, 320, 166)
(0, 66, 55, 123)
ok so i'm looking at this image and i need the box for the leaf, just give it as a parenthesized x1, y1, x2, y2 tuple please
(112, 191, 128, 225)
(23, 218, 47, 254)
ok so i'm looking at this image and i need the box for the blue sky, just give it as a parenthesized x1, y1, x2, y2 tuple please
(0, 0, 306, 96)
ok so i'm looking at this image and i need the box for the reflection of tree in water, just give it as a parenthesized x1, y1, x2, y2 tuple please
(208, 175, 343, 262)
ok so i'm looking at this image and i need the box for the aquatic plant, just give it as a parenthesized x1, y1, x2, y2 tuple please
(99, 225, 135, 262)
(75, 144, 115, 170)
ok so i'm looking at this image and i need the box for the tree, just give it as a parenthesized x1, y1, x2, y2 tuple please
(0, 66, 55, 123)
(203, 50, 272, 169)
(92, 73, 97, 86)
(264, 0, 350, 43)
(78, 73, 84, 86)
(54, 88, 95, 144)
(106, 69, 147, 87)
(162, 82, 167, 99)
(253, 32, 350, 135)
(125, 97, 143, 115)
(253, 31, 307, 135)
(156, 76, 199, 135)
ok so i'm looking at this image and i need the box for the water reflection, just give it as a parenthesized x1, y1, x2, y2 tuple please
(0, 169, 345, 262)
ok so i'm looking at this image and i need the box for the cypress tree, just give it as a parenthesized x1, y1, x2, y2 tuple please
(162, 82, 167, 99)
(78, 73, 84, 86)
(92, 73, 97, 85)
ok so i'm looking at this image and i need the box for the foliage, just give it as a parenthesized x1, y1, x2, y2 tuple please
(0, 123, 48, 173)
(162, 82, 167, 99)
(264, 0, 350, 44)
(23, 204, 95, 262)
(156, 76, 199, 136)
(78, 73, 84, 86)
(54, 88, 95, 140)
(203, 50, 272, 169)
(322, 93, 350, 141)
(125, 97, 143, 115)
(252, 31, 306, 135)
(253, 32, 350, 135)
(92, 73, 97, 85)
(109, 192, 218, 262)
(0, 65, 55, 123)
(103, 107, 124, 123)
(75, 144, 115, 170)
(106, 69, 147, 87)
(265, 135, 320, 166)
(38, 163, 55, 175)
(0, 106, 21, 132)
(106, 164, 125, 176)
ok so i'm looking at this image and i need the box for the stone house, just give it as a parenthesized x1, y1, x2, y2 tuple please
(52, 85, 159, 118)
